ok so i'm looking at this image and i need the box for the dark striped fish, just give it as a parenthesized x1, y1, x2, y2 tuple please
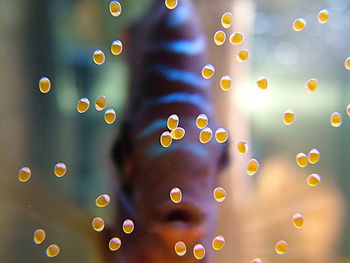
(111, 0, 228, 262)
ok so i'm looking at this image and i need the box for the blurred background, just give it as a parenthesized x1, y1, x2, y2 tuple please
(0, 0, 349, 262)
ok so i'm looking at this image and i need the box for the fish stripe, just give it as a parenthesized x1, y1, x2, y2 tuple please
(167, 4, 190, 28)
(146, 142, 209, 159)
(152, 36, 205, 56)
(137, 118, 167, 139)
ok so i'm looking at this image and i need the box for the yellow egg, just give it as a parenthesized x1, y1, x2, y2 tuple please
(293, 18, 306, 31)
(308, 148, 320, 164)
(174, 241, 186, 256)
(212, 235, 225, 250)
(275, 240, 288, 255)
(347, 104, 350, 116)
(221, 12, 233, 28)
(109, 237, 121, 251)
(317, 9, 330, 24)
(345, 57, 350, 70)
(196, 114, 208, 129)
(46, 244, 60, 257)
(214, 30, 226, 46)
(160, 131, 172, 147)
(54, 162, 67, 177)
(307, 173, 321, 186)
(93, 49, 105, 65)
(236, 49, 249, 62)
(229, 32, 244, 45)
(283, 109, 295, 125)
(95, 194, 111, 207)
(92, 217, 105, 232)
(104, 109, 117, 124)
(18, 167, 31, 182)
(193, 244, 205, 260)
(247, 159, 259, 176)
(111, 40, 123, 56)
(296, 153, 308, 168)
(165, 0, 178, 9)
(202, 64, 215, 79)
(38, 77, 51, 94)
(95, 95, 107, 111)
(171, 127, 185, 140)
(215, 128, 228, 143)
(330, 112, 342, 127)
(237, 141, 248, 154)
(305, 78, 318, 92)
(122, 219, 134, 234)
(213, 187, 226, 202)
(199, 128, 213, 144)
(167, 114, 179, 130)
(33, 229, 46, 245)
(77, 98, 90, 113)
(170, 187, 182, 203)
(220, 75, 232, 91)
(109, 1, 122, 17)
(292, 213, 304, 229)
(256, 77, 268, 90)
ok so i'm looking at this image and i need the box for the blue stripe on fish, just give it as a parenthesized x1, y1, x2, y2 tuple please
(167, 4, 190, 28)
(152, 64, 208, 89)
(152, 36, 205, 55)
(146, 142, 209, 159)
(137, 118, 167, 139)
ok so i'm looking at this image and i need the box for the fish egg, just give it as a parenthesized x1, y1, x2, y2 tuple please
(111, 40, 123, 56)
(196, 114, 208, 129)
(212, 235, 225, 250)
(77, 98, 90, 113)
(215, 128, 228, 143)
(221, 12, 233, 28)
(109, 237, 121, 251)
(251, 258, 263, 263)
(93, 49, 105, 65)
(46, 244, 60, 257)
(33, 229, 46, 245)
(95, 95, 107, 111)
(220, 75, 232, 91)
(247, 159, 259, 176)
(160, 131, 172, 147)
(39, 77, 51, 94)
(256, 77, 268, 90)
(104, 109, 117, 124)
(330, 112, 342, 127)
(54, 162, 67, 177)
(18, 167, 31, 182)
(275, 240, 288, 255)
(193, 244, 205, 260)
(237, 141, 248, 154)
(317, 9, 330, 24)
(165, 0, 178, 9)
(345, 57, 350, 70)
(307, 173, 321, 186)
(109, 1, 122, 17)
(283, 109, 295, 125)
(293, 18, 306, 31)
(122, 219, 134, 234)
(92, 217, 105, 232)
(305, 78, 318, 92)
(308, 149, 320, 164)
(347, 104, 350, 116)
(202, 64, 215, 79)
(229, 32, 244, 45)
(292, 213, 304, 229)
(95, 194, 111, 207)
(167, 114, 179, 130)
(174, 241, 186, 256)
(170, 187, 182, 203)
(296, 153, 308, 168)
(236, 49, 249, 62)
(213, 187, 226, 202)
(199, 128, 213, 144)
(170, 127, 185, 140)
(214, 30, 226, 46)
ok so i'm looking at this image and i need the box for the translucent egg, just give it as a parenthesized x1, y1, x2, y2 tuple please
(283, 109, 295, 125)
(39, 77, 51, 94)
(104, 109, 117, 124)
(92, 217, 105, 232)
(237, 141, 248, 154)
(305, 78, 318, 92)
(213, 187, 226, 202)
(165, 0, 178, 9)
(275, 240, 288, 255)
(122, 219, 134, 234)
(347, 104, 350, 116)
(111, 40, 123, 56)
(236, 49, 249, 62)
(95, 194, 111, 207)
(317, 9, 330, 24)
(95, 95, 107, 111)
(229, 32, 244, 45)
(292, 213, 304, 229)
(93, 49, 105, 65)
(174, 241, 186, 256)
(167, 114, 179, 130)
(193, 244, 205, 260)
(170, 187, 182, 203)
(33, 229, 46, 244)
(296, 153, 308, 168)
(221, 12, 233, 28)
(220, 75, 232, 91)
(308, 148, 320, 164)
(77, 98, 90, 113)
(109, 1, 122, 17)
(214, 30, 226, 46)
(160, 131, 172, 147)
(18, 167, 31, 182)
(54, 162, 67, 177)
(171, 127, 185, 140)
(307, 173, 321, 186)
(293, 18, 306, 31)
(330, 112, 342, 127)
(215, 128, 228, 143)
(256, 77, 268, 90)
(212, 235, 225, 250)
(247, 159, 259, 176)
(202, 64, 215, 79)
(46, 244, 60, 257)
(251, 258, 263, 263)
(109, 237, 121, 251)
(196, 114, 208, 129)
(199, 128, 213, 144)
